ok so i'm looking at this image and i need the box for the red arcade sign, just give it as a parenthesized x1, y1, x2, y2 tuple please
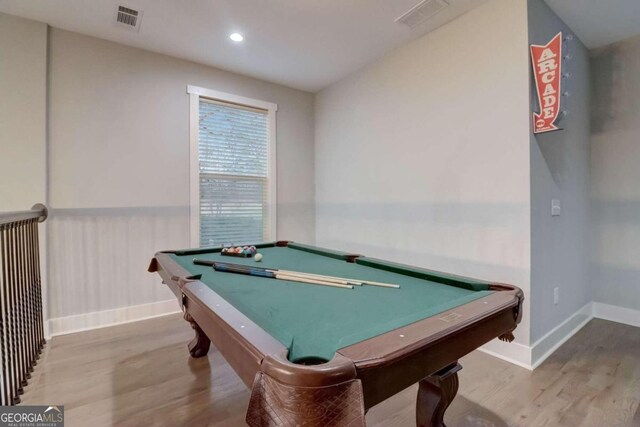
(530, 32, 562, 134)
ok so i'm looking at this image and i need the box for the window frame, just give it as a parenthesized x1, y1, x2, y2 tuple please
(188, 85, 278, 247)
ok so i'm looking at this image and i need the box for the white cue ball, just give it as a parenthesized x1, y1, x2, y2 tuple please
(254, 253, 263, 262)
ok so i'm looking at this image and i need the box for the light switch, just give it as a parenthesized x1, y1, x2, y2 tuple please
(551, 199, 561, 216)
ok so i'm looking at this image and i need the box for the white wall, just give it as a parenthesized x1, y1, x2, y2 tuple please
(528, 0, 592, 343)
(315, 0, 532, 345)
(0, 13, 47, 211)
(46, 29, 315, 324)
(591, 34, 640, 312)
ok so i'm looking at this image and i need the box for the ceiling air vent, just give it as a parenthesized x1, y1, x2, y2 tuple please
(114, 5, 143, 32)
(395, 0, 449, 28)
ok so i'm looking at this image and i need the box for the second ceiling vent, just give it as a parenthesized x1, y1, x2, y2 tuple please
(395, 0, 449, 28)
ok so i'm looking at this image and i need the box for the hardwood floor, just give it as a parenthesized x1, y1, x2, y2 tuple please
(22, 316, 640, 426)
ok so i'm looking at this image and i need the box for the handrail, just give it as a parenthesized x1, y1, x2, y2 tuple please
(0, 203, 48, 226)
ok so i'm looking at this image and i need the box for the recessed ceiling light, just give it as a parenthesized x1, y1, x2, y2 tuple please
(229, 33, 244, 42)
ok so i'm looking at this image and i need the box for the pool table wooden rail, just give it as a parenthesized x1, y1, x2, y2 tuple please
(149, 243, 524, 427)
(149, 252, 289, 385)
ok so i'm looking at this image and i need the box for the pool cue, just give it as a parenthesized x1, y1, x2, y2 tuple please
(193, 259, 353, 289)
(274, 273, 353, 289)
(237, 264, 399, 289)
(216, 263, 354, 289)
(276, 270, 400, 289)
(269, 270, 362, 286)
(193, 259, 399, 289)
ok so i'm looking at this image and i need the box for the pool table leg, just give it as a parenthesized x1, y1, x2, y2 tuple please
(416, 362, 462, 427)
(184, 312, 211, 358)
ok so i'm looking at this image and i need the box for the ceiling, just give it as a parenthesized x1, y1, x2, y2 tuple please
(545, 0, 640, 49)
(0, 0, 487, 92)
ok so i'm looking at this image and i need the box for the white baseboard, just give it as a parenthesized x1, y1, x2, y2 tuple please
(480, 301, 640, 371)
(480, 302, 593, 371)
(47, 299, 180, 338)
(593, 302, 640, 328)
(529, 302, 593, 369)
(479, 340, 533, 370)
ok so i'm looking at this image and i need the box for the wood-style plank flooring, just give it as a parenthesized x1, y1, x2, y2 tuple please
(22, 316, 640, 426)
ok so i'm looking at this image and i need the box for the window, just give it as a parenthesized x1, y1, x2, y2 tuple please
(188, 86, 277, 247)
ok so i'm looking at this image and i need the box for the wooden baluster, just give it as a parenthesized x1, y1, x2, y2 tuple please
(0, 208, 47, 404)
(0, 225, 8, 405)
(33, 220, 43, 349)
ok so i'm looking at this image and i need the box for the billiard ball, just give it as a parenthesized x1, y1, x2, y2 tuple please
(254, 253, 263, 262)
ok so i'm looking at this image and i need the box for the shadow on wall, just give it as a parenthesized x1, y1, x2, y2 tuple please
(590, 34, 640, 134)
(532, 133, 568, 187)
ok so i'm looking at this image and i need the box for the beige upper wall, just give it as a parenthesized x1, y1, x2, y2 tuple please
(36, 26, 315, 320)
(48, 28, 315, 241)
(0, 13, 47, 211)
(315, 0, 531, 344)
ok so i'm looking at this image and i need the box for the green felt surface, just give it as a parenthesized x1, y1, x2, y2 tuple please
(170, 243, 493, 363)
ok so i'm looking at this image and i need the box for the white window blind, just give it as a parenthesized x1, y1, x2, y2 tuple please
(198, 99, 270, 247)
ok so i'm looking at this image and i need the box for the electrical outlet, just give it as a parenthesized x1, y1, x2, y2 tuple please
(553, 287, 560, 305)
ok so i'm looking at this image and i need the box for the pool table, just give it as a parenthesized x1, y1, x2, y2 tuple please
(149, 241, 523, 426)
